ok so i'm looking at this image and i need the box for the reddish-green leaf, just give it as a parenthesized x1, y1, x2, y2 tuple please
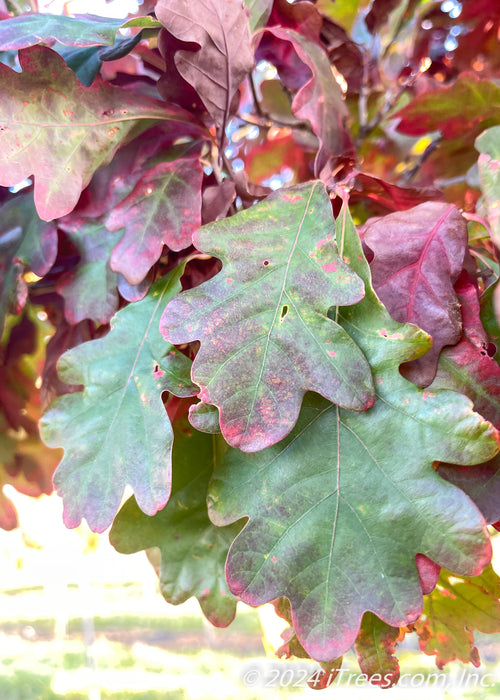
(110, 415, 240, 626)
(355, 613, 400, 688)
(0, 193, 57, 334)
(107, 154, 203, 286)
(415, 566, 500, 669)
(273, 597, 343, 689)
(0, 13, 125, 50)
(0, 46, 201, 221)
(39, 268, 197, 533)
(351, 172, 443, 214)
(56, 215, 122, 325)
(207, 202, 499, 661)
(161, 181, 374, 452)
(394, 73, 500, 140)
(155, 0, 254, 130)
(362, 202, 467, 387)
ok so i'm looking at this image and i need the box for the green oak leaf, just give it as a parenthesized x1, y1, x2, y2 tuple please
(207, 201, 499, 661)
(40, 267, 197, 533)
(110, 415, 240, 626)
(0, 45, 202, 221)
(415, 565, 500, 668)
(161, 181, 374, 452)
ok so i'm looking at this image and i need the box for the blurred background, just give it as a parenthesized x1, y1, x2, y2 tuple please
(0, 486, 499, 700)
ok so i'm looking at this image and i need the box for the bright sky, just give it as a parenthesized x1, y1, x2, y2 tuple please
(39, 0, 139, 18)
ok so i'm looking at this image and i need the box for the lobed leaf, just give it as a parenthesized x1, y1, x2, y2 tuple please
(362, 201, 467, 387)
(161, 181, 374, 452)
(355, 612, 400, 688)
(155, 0, 254, 131)
(264, 28, 354, 179)
(207, 201, 499, 661)
(107, 153, 204, 286)
(0, 46, 201, 220)
(415, 566, 500, 668)
(39, 268, 197, 533)
(110, 415, 240, 626)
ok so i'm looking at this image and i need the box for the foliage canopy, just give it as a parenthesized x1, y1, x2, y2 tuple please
(1, 0, 500, 686)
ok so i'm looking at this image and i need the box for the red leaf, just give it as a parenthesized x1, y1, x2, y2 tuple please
(415, 553, 441, 595)
(365, 0, 404, 34)
(75, 126, 179, 219)
(157, 29, 207, 115)
(362, 202, 467, 386)
(431, 273, 500, 426)
(350, 172, 443, 214)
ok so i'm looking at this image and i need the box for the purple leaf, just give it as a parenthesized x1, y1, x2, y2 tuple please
(362, 202, 467, 387)
(264, 27, 354, 178)
(155, 0, 254, 131)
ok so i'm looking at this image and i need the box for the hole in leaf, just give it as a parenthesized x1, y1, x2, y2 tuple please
(486, 342, 497, 357)
(280, 305, 288, 320)
(263, 259, 270, 266)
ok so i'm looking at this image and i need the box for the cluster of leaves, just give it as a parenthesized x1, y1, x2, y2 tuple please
(1, 0, 500, 686)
